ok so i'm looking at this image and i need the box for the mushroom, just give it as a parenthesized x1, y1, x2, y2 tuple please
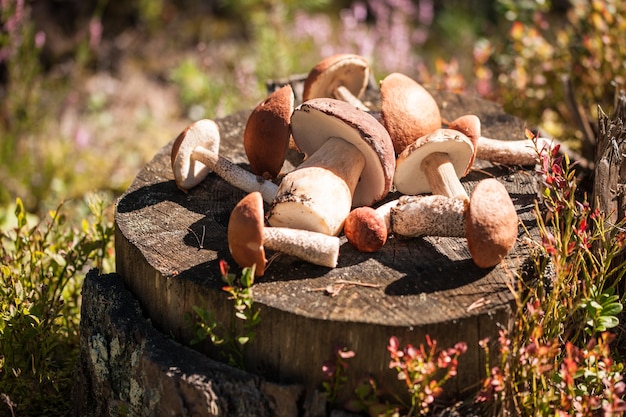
(302, 54, 371, 111)
(343, 200, 397, 252)
(380, 72, 442, 155)
(227, 191, 340, 276)
(394, 128, 475, 202)
(171, 119, 278, 203)
(391, 178, 518, 268)
(267, 98, 395, 236)
(243, 84, 294, 180)
(448, 115, 555, 166)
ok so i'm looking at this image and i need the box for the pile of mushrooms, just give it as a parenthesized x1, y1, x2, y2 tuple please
(169, 53, 559, 274)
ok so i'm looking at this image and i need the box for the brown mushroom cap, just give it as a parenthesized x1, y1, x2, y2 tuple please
(394, 128, 474, 195)
(171, 119, 220, 190)
(290, 98, 395, 207)
(344, 206, 388, 252)
(302, 54, 370, 102)
(380, 72, 442, 154)
(448, 115, 481, 174)
(465, 178, 518, 268)
(243, 85, 294, 180)
(227, 191, 267, 276)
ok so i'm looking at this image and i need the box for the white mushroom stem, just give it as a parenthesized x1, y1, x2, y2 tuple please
(191, 147, 278, 203)
(421, 152, 470, 202)
(475, 136, 552, 166)
(268, 137, 365, 236)
(334, 85, 370, 111)
(390, 194, 466, 238)
(373, 199, 398, 232)
(263, 227, 340, 268)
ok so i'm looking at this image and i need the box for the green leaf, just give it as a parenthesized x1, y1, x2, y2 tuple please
(597, 316, 619, 330)
(237, 336, 250, 345)
(601, 302, 623, 317)
(240, 267, 254, 288)
(589, 301, 603, 310)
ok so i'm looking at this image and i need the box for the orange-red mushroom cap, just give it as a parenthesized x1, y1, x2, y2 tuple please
(243, 85, 294, 180)
(465, 178, 518, 268)
(227, 192, 267, 276)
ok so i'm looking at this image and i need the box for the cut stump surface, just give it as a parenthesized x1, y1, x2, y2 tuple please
(115, 89, 539, 404)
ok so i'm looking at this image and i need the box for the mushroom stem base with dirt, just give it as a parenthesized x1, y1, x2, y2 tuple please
(191, 147, 278, 203)
(267, 137, 366, 236)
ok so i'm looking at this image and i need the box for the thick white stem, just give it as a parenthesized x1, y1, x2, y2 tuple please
(421, 152, 470, 202)
(192, 147, 278, 203)
(390, 194, 466, 238)
(334, 85, 370, 111)
(268, 137, 366, 236)
(263, 227, 340, 268)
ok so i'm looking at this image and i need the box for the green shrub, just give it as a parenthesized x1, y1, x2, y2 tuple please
(476, 135, 626, 416)
(483, 0, 626, 155)
(0, 194, 114, 417)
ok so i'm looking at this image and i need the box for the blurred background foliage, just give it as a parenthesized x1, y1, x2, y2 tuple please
(1, 0, 624, 212)
(1, 0, 625, 415)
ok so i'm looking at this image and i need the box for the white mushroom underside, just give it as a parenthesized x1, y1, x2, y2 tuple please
(291, 105, 385, 207)
(309, 57, 369, 99)
(394, 131, 473, 195)
(173, 119, 220, 189)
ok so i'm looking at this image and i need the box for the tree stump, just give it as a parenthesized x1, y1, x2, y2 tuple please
(114, 87, 540, 407)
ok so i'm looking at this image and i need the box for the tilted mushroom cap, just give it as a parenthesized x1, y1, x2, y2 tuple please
(302, 54, 370, 102)
(227, 191, 267, 276)
(465, 178, 518, 268)
(290, 98, 396, 207)
(394, 128, 474, 195)
(380, 72, 442, 154)
(243, 84, 294, 180)
(171, 119, 220, 190)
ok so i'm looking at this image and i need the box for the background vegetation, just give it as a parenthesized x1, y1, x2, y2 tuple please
(0, 0, 624, 415)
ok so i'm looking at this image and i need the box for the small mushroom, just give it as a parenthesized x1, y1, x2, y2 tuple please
(302, 54, 371, 111)
(227, 192, 340, 276)
(391, 178, 519, 268)
(171, 119, 278, 203)
(448, 115, 554, 166)
(394, 128, 475, 202)
(380, 72, 442, 155)
(343, 200, 397, 252)
(243, 85, 294, 180)
(267, 98, 395, 236)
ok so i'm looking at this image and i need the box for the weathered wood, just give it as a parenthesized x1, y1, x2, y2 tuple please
(592, 92, 626, 294)
(74, 270, 303, 417)
(592, 93, 626, 226)
(114, 88, 539, 406)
